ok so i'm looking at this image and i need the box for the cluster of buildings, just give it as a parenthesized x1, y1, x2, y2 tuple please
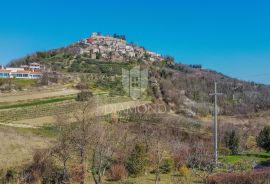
(79, 33, 163, 62)
(0, 62, 43, 79)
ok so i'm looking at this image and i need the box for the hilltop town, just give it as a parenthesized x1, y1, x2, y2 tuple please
(77, 32, 166, 63)
(7, 32, 174, 72)
(1, 32, 176, 83)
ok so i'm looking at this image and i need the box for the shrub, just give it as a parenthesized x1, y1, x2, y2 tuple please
(150, 158, 174, 175)
(108, 164, 128, 181)
(76, 90, 93, 101)
(71, 164, 85, 183)
(172, 144, 190, 168)
(179, 166, 190, 177)
(232, 160, 253, 172)
(21, 149, 65, 184)
(206, 167, 270, 184)
(126, 144, 147, 176)
(75, 82, 89, 90)
(224, 130, 240, 155)
(261, 159, 270, 167)
(188, 141, 214, 171)
(0, 169, 17, 183)
(246, 136, 257, 150)
(257, 126, 270, 152)
(219, 146, 231, 156)
(159, 159, 174, 174)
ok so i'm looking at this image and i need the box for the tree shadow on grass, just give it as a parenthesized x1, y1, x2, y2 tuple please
(243, 153, 270, 159)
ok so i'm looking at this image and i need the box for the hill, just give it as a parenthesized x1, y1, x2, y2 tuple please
(6, 32, 270, 116)
(3, 33, 270, 184)
(8, 32, 173, 68)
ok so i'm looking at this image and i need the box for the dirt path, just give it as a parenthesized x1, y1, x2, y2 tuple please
(0, 122, 40, 129)
(6, 100, 151, 128)
(0, 89, 79, 103)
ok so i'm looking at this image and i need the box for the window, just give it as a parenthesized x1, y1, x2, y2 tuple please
(0, 73, 9, 77)
(131, 77, 139, 87)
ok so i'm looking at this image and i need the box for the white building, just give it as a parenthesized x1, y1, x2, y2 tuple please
(0, 67, 42, 79)
(29, 62, 41, 70)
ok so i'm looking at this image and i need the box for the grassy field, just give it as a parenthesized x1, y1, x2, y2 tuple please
(0, 100, 78, 123)
(0, 78, 38, 89)
(220, 152, 270, 164)
(16, 125, 59, 138)
(0, 126, 53, 170)
(0, 95, 75, 110)
(0, 88, 79, 103)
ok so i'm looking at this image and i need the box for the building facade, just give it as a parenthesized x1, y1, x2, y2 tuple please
(0, 66, 42, 79)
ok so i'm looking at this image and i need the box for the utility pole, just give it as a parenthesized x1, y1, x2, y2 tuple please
(209, 82, 223, 165)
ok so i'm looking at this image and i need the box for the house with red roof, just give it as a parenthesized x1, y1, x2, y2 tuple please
(0, 67, 42, 79)
(0, 69, 11, 78)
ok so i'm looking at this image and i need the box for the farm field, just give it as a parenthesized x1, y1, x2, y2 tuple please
(0, 99, 151, 128)
(0, 88, 79, 103)
(0, 88, 152, 172)
(0, 91, 145, 124)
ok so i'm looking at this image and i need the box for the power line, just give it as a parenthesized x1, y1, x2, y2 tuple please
(236, 73, 270, 79)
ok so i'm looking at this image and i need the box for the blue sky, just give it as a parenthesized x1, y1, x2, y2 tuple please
(1, 0, 270, 83)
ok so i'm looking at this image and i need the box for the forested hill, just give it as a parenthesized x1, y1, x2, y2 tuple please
(7, 34, 270, 116)
(152, 63, 270, 116)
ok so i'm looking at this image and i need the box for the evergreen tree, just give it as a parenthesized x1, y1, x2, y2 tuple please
(225, 130, 240, 155)
(257, 126, 270, 152)
(126, 144, 147, 176)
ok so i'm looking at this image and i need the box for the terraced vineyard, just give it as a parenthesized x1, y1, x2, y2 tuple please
(0, 95, 132, 124)
(0, 101, 77, 123)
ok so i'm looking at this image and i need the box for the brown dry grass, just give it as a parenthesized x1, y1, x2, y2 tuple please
(11, 116, 55, 127)
(0, 126, 52, 170)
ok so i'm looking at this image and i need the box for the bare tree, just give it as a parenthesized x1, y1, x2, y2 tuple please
(51, 115, 74, 183)
(151, 137, 166, 184)
(143, 122, 169, 184)
(88, 123, 129, 184)
(188, 141, 215, 181)
(70, 100, 98, 184)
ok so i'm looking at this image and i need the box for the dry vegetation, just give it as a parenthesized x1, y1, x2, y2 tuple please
(0, 97, 213, 183)
(0, 126, 52, 170)
(2, 54, 270, 183)
(0, 88, 79, 103)
(1, 94, 270, 183)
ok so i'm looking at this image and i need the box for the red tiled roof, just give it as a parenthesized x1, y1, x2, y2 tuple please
(87, 38, 94, 43)
(13, 70, 30, 74)
(30, 72, 42, 74)
(0, 70, 11, 73)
